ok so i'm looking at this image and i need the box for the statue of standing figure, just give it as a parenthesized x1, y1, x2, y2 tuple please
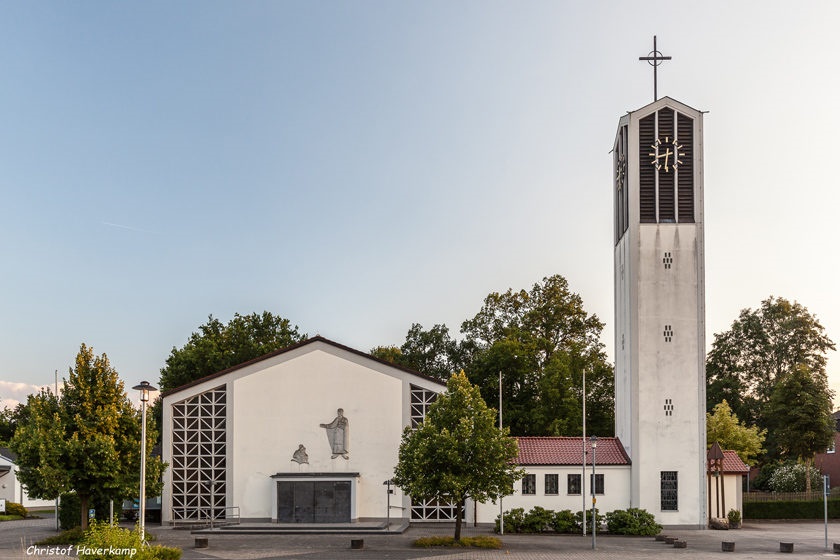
(319, 408, 349, 459)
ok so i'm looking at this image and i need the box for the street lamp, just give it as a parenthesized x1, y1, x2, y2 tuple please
(132, 381, 157, 542)
(590, 435, 598, 550)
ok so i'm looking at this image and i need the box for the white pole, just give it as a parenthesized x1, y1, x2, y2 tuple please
(825, 475, 829, 551)
(55, 370, 60, 531)
(591, 437, 597, 549)
(499, 370, 504, 536)
(139, 396, 147, 541)
(582, 368, 586, 536)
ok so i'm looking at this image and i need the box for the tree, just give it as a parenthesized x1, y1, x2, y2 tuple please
(392, 371, 523, 542)
(371, 323, 461, 381)
(706, 297, 835, 459)
(159, 311, 306, 392)
(706, 400, 766, 466)
(461, 275, 614, 436)
(766, 364, 835, 494)
(11, 345, 164, 529)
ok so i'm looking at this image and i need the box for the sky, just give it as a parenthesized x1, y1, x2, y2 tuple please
(2, 2, 840, 410)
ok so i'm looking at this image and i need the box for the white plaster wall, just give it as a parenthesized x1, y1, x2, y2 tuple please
(231, 348, 404, 520)
(473, 466, 631, 524)
(708, 474, 743, 520)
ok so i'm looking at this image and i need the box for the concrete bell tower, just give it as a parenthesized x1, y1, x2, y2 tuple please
(613, 95, 707, 528)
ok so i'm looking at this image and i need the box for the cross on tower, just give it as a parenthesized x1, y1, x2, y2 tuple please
(639, 36, 671, 102)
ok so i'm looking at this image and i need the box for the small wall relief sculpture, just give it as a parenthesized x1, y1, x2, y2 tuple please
(291, 444, 309, 465)
(319, 408, 349, 459)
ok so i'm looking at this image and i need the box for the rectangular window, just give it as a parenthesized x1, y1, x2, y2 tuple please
(522, 474, 536, 495)
(661, 471, 678, 511)
(589, 473, 604, 495)
(567, 474, 581, 495)
(545, 474, 559, 495)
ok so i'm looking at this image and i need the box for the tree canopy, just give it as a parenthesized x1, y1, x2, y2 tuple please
(11, 344, 163, 529)
(706, 296, 835, 459)
(392, 371, 522, 542)
(376, 275, 614, 437)
(706, 400, 766, 466)
(159, 311, 306, 392)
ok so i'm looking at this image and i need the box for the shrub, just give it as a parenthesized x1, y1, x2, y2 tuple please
(605, 508, 662, 535)
(4, 502, 27, 518)
(77, 519, 180, 560)
(495, 508, 525, 533)
(727, 509, 741, 527)
(767, 462, 823, 493)
(413, 536, 501, 548)
(550, 509, 577, 533)
(522, 506, 554, 533)
(575, 508, 604, 532)
(37, 527, 86, 545)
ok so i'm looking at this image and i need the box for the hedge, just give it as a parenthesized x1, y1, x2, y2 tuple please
(744, 498, 840, 519)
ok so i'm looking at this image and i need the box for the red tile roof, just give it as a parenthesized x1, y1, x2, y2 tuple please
(515, 437, 631, 466)
(720, 450, 750, 474)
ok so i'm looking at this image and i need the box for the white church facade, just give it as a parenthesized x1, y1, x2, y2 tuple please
(160, 96, 715, 528)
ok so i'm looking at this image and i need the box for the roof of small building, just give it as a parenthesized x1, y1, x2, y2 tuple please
(720, 450, 750, 474)
(515, 436, 631, 466)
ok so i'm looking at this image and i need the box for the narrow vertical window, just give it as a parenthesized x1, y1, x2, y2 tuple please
(589, 474, 605, 495)
(522, 474, 536, 495)
(545, 474, 559, 495)
(661, 471, 678, 511)
(567, 474, 581, 495)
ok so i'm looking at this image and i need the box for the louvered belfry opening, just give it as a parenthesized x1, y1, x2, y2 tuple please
(637, 106, 695, 224)
(614, 125, 630, 244)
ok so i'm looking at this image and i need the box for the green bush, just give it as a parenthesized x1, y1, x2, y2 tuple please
(575, 508, 604, 532)
(768, 462, 823, 492)
(550, 509, 577, 533)
(4, 502, 27, 518)
(77, 519, 181, 560)
(495, 507, 526, 533)
(745, 499, 840, 519)
(727, 509, 742, 526)
(605, 508, 662, 535)
(522, 506, 554, 533)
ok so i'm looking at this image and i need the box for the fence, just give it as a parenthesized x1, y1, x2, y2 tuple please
(744, 488, 840, 503)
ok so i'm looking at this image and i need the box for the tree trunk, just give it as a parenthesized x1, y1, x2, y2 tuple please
(79, 493, 89, 530)
(453, 498, 465, 543)
(805, 457, 813, 499)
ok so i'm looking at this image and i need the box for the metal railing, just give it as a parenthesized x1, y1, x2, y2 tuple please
(171, 506, 240, 528)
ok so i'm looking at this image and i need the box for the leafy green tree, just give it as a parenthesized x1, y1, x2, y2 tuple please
(371, 323, 461, 381)
(11, 345, 164, 529)
(159, 311, 306, 392)
(462, 275, 614, 436)
(393, 371, 523, 542)
(706, 400, 766, 465)
(766, 364, 835, 494)
(707, 296, 835, 434)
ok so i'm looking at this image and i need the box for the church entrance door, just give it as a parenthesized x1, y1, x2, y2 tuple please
(277, 480, 351, 523)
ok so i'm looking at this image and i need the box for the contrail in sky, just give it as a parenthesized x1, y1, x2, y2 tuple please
(102, 221, 157, 234)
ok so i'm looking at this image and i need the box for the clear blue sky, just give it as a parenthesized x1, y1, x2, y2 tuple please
(2, 2, 839, 408)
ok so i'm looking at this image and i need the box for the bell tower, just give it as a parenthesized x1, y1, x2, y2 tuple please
(613, 91, 707, 527)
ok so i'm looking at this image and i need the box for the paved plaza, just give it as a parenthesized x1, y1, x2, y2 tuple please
(5, 515, 840, 559)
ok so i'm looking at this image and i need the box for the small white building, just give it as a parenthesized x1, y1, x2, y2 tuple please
(474, 437, 631, 523)
(0, 447, 54, 510)
(707, 448, 749, 521)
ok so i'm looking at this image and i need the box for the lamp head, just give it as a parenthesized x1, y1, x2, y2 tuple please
(132, 380, 158, 403)
(590, 435, 598, 448)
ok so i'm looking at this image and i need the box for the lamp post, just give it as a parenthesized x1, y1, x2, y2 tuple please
(581, 367, 586, 536)
(498, 370, 504, 535)
(132, 381, 157, 542)
(590, 435, 598, 550)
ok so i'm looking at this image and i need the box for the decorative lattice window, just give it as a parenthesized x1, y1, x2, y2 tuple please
(545, 474, 559, 495)
(522, 474, 536, 495)
(567, 474, 581, 495)
(171, 385, 227, 521)
(661, 471, 678, 511)
(410, 498, 463, 521)
(410, 385, 437, 428)
(663, 252, 673, 269)
(664, 398, 674, 417)
(664, 325, 673, 342)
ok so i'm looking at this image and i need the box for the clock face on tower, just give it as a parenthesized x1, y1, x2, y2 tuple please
(648, 136, 684, 172)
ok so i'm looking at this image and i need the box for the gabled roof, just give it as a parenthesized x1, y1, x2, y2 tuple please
(720, 450, 750, 474)
(0, 447, 17, 463)
(161, 335, 447, 398)
(516, 437, 631, 466)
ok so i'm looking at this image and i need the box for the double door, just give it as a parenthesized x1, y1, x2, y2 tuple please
(277, 480, 351, 523)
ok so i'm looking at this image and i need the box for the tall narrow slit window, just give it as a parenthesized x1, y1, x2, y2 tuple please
(661, 471, 678, 511)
